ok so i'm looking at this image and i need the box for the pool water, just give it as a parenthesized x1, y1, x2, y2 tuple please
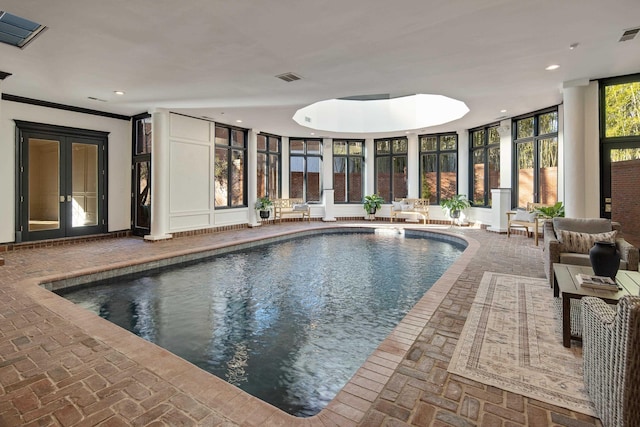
(59, 232, 463, 417)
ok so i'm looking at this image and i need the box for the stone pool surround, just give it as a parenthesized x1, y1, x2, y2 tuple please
(2, 223, 475, 426)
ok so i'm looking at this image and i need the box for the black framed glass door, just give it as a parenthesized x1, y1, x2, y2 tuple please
(16, 121, 107, 242)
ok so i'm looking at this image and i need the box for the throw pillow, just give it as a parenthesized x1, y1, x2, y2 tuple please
(292, 204, 308, 211)
(392, 201, 403, 211)
(556, 230, 618, 254)
(513, 208, 537, 222)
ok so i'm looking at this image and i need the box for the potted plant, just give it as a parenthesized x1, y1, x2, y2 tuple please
(535, 201, 565, 219)
(255, 196, 273, 219)
(440, 194, 470, 220)
(363, 194, 384, 215)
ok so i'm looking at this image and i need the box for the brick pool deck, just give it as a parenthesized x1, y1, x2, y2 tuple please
(0, 222, 602, 426)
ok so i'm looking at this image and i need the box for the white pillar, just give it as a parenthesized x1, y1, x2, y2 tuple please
(365, 138, 375, 196)
(407, 133, 419, 197)
(497, 119, 513, 190)
(487, 188, 512, 233)
(322, 138, 335, 220)
(145, 109, 172, 241)
(281, 137, 290, 198)
(457, 128, 470, 199)
(563, 80, 589, 218)
(247, 129, 260, 227)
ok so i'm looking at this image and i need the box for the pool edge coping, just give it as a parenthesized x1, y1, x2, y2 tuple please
(15, 224, 480, 426)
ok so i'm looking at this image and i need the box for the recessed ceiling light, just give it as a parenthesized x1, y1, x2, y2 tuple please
(114, 90, 125, 95)
(500, 109, 507, 113)
(235, 119, 242, 123)
(545, 64, 560, 71)
(569, 43, 579, 50)
(310, 132, 315, 135)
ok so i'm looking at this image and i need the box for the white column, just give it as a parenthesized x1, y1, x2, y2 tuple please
(487, 188, 512, 233)
(145, 109, 173, 241)
(497, 119, 513, 190)
(281, 137, 290, 198)
(407, 133, 419, 197)
(247, 129, 259, 227)
(457, 128, 470, 198)
(365, 138, 375, 196)
(322, 138, 335, 220)
(563, 80, 589, 218)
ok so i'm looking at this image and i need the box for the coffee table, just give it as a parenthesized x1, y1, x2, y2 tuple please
(552, 263, 640, 347)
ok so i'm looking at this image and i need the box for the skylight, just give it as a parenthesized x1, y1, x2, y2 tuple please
(293, 94, 469, 133)
(0, 11, 46, 49)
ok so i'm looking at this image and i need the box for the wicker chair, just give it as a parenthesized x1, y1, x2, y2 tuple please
(582, 296, 640, 427)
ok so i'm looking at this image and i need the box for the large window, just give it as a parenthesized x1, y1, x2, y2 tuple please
(290, 139, 322, 202)
(257, 133, 280, 199)
(469, 125, 500, 207)
(132, 114, 151, 236)
(375, 138, 407, 203)
(333, 140, 364, 203)
(419, 133, 458, 204)
(512, 108, 558, 208)
(214, 125, 247, 208)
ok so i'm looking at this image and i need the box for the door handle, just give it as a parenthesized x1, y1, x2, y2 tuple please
(60, 196, 65, 203)
(67, 195, 72, 202)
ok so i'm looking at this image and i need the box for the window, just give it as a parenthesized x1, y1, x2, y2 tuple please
(257, 134, 281, 199)
(469, 125, 500, 207)
(602, 78, 640, 138)
(375, 138, 407, 203)
(0, 11, 47, 49)
(333, 140, 364, 203)
(290, 139, 322, 202)
(419, 133, 458, 204)
(512, 108, 558, 207)
(132, 114, 151, 235)
(214, 125, 247, 208)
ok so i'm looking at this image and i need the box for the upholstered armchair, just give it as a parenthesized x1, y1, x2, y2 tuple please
(543, 218, 639, 288)
(582, 296, 640, 427)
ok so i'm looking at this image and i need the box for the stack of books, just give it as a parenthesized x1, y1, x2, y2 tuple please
(575, 273, 620, 291)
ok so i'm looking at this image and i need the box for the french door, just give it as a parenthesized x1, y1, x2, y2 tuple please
(16, 121, 107, 242)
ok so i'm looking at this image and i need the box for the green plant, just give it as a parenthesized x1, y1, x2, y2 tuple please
(535, 201, 565, 218)
(363, 194, 384, 213)
(440, 194, 470, 216)
(254, 196, 273, 210)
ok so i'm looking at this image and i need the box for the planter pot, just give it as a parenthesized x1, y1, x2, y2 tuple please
(368, 208, 377, 215)
(259, 210, 270, 219)
(450, 210, 461, 219)
(589, 241, 620, 279)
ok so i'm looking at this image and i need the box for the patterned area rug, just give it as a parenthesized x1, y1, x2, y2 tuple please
(448, 272, 595, 416)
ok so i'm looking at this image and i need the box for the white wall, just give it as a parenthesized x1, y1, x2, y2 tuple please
(0, 100, 131, 243)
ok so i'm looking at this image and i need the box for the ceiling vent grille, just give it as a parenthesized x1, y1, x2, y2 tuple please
(619, 27, 640, 42)
(275, 72, 302, 82)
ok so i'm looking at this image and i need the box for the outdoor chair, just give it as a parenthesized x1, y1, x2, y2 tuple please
(582, 295, 640, 427)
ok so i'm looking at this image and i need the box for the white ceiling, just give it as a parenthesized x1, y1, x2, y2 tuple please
(1, 0, 639, 139)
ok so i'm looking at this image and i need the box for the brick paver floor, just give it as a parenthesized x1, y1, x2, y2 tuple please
(0, 222, 602, 426)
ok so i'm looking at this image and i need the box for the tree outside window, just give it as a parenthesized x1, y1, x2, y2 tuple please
(290, 139, 322, 202)
(257, 134, 281, 199)
(469, 125, 500, 207)
(513, 109, 558, 207)
(419, 133, 458, 204)
(375, 138, 407, 203)
(214, 125, 247, 208)
(333, 140, 364, 203)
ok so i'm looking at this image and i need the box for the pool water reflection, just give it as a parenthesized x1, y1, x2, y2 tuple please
(59, 232, 463, 417)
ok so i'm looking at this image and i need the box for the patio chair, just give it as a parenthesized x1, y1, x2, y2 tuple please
(582, 295, 640, 427)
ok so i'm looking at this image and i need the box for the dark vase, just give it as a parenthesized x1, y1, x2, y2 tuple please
(259, 210, 270, 219)
(589, 241, 620, 279)
(450, 210, 461, 219)
(368, 207, 377, 215)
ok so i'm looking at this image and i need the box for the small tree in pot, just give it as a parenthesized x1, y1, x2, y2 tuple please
(363, 194, 384, 216)
(255, 196, 273, 219)
(440, 194, 470, 222)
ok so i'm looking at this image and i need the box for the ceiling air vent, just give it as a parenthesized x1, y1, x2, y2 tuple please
(619, 27, 640, 42)
(275, 72, 302, 82)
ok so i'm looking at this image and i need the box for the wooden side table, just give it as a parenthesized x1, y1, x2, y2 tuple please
(552, 263, 640, 347)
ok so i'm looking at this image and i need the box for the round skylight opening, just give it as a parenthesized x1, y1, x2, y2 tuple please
(293, 94, 469, 133)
